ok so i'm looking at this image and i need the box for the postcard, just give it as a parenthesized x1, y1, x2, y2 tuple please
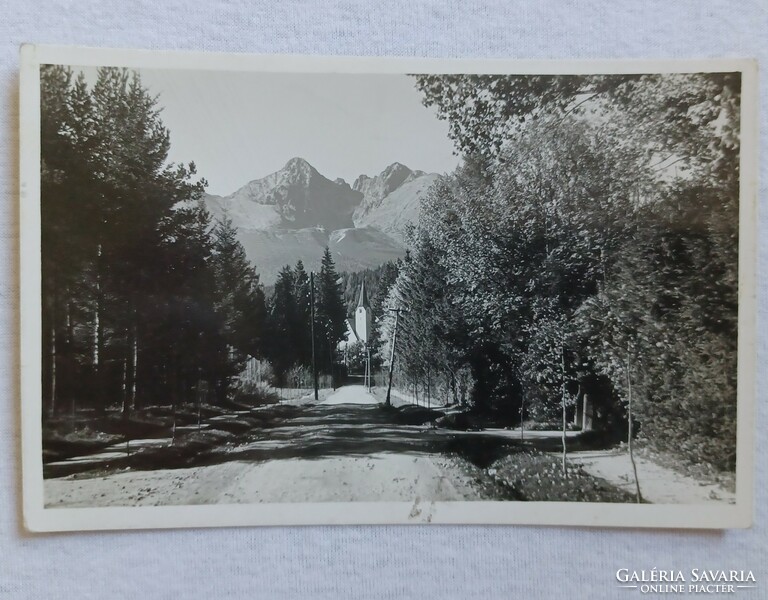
(19, 45, 758, 531)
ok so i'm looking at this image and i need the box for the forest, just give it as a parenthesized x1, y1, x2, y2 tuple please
(40, 66, 352, 419)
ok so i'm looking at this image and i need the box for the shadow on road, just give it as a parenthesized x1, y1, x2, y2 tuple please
(203, 403, 462, 464)
(46, 396, 592, 478)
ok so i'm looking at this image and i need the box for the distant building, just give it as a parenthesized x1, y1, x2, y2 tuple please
(354, 280, 371, 344)
(339, 281, 372, 362)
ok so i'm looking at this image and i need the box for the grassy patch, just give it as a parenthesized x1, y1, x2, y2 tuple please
(488, 450, 639, 503)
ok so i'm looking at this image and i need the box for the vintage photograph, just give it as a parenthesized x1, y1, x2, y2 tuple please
(20, 48, 757, 530)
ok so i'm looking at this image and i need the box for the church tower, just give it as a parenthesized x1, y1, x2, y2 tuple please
(355, 280, 372, 344)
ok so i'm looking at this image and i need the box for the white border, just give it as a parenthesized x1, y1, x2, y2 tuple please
(19, 44, 759, 532)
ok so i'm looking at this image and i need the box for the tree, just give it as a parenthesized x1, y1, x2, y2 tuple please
(208, 215, 268, 400)
(316, 247, 347, 376)
(152, 198, 216, 410)
(267, 266, 297, 386)
(410, 72, 740, 472)
(40, 66, 228, 419)
(41, 65, 81, 416)
(292, 260, 313, 367)
(93, 70, 205, 414)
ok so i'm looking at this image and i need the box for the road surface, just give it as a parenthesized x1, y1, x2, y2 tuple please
(319, 385, 378, 405)
(45, 386, 490, 507)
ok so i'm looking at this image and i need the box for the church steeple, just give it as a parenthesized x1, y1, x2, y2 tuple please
(355, 280, 371, 343)
(356, 279, 370, 309)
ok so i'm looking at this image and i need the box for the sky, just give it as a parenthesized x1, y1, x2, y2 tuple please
(76, 67, 460, 196)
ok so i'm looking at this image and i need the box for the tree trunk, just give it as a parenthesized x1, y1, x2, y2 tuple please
(561, 345, 567, 477)
(170, 362, 179, 439)
(49, 321, 56, 417)
(130, 316, 138, 411)
(93, 244, 104, 413)
(426, 366, 431, 409)
(328, 339, 335, 390)
(48, 275, 60, 418)
(65, 299, 74, 418)
(197, 375, 204, 431)
(310, 272, 318, 401)
(66, 301, 73, 347)
(385, 308, 402, 407)
(120, 349, 128, 415)
(626, 355, 642, 503)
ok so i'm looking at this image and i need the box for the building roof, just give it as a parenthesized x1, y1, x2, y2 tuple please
(356, 280, 370, 309)
(344, 318, 359, 343)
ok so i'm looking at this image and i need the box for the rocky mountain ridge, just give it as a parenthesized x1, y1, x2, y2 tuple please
(202, 157, 441, 283)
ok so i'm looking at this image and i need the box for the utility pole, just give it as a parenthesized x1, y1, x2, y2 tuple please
(366, 344, 372, 392)
(385, 307, 408, 407)
(310, 272, 319, 401)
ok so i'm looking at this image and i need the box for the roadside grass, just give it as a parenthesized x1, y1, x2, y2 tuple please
(42, 387, 280, 475)
(486, 449, 640, 503)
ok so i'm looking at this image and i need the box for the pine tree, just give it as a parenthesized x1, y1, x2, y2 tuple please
(292, 260, 312, 367)
(316, 247, 347, 375)
(268, 266, 297, 385)
(40, 66, 208, 417)
(208, 215, 268, 400)
(154, 199, 216, 409)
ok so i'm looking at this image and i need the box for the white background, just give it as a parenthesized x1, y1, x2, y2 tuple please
(1, 2, 766, 599)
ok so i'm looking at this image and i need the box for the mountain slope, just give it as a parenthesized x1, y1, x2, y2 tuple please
(354, 172, 440, 243)
(237, 226, 405, 284)
(202, 158, 441, 283)
(352, 162, 423, 218)
(205, 157, 362, 231)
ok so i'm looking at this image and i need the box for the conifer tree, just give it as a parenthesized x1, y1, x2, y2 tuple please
(40, 66, 219, 416)
(316, 247, 347, 374)
(293, 260, 312, 367)
(208, 215, 268, 399)
(268, 266, 297, 385)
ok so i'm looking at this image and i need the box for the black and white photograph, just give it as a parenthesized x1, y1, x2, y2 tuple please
(20, 48, 757, 531)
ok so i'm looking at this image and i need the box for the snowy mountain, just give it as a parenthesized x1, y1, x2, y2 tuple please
(203, 158, 440, 283)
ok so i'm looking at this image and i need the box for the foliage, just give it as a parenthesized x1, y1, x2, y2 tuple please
(265, 251, 349, 383)
(40, 66, 267, 416)
(316, 247, 348, 373)
(397, 72, 740, 471)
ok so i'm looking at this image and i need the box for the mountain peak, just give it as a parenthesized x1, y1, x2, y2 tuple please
(204, 158, 436, 239)
(383, 161, 410, 174)
(353, 162, 413, 197)
(208, 157, 362, 232)
(283, 156, 315, 174)
(352, 173, 371, 189)
(334, 177, 351, 189)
